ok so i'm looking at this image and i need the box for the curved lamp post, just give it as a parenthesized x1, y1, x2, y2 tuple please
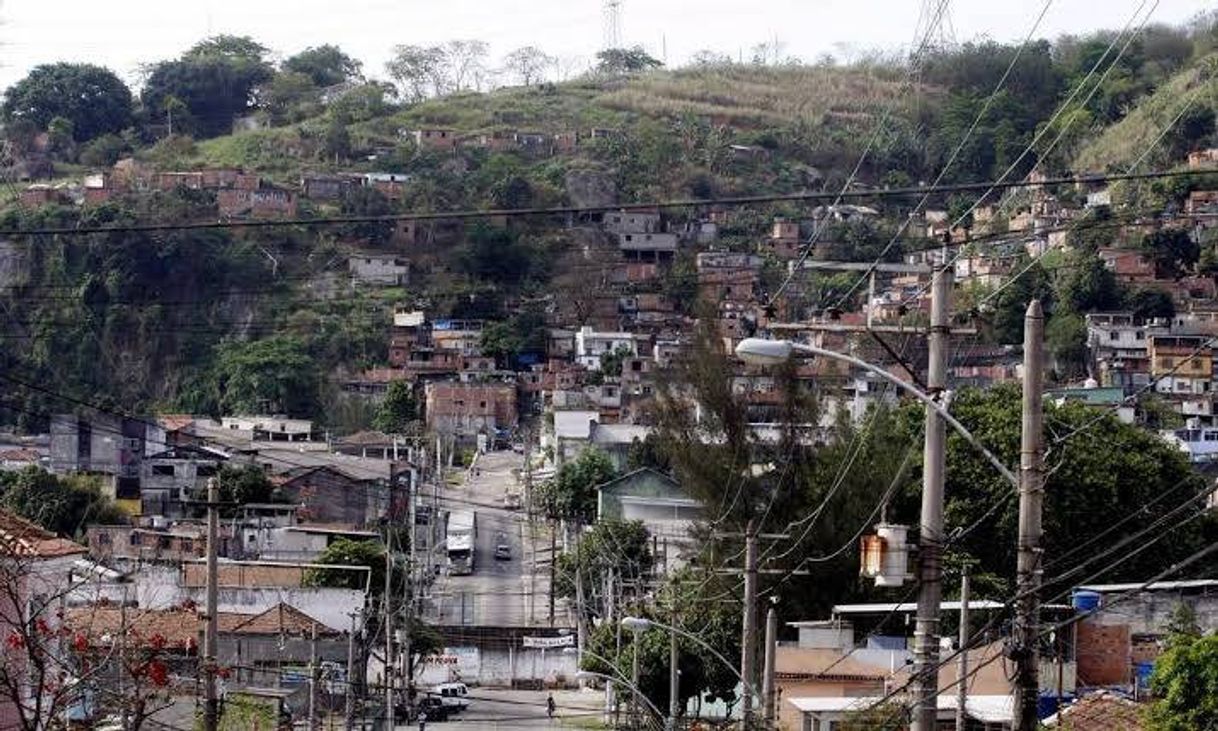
(574, 670, 665, 723)
(621, 616, 762, 720)
(734, 338, 1018, 488)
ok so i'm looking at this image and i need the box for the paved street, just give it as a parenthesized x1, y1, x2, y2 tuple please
(430, 450, 550, 627)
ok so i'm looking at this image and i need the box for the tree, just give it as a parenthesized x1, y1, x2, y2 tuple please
(1148, 633, 1218, 731)
(142, 35, 274, 138)
(1125, 288, 1176, 322)
(554, 521, 653, 617)
(599, 345, 633, 377)
(443, 40, 491, 91)
(283, 44, 363, 87)
(372, 381, 418, 434)
(304, 537, 386, 593)
(210, 336, 322, 417)
(919, 385, 1215, 596)
(1054, 250, 1124, 313)
(1, 63, 133, 141)
(385, 45, 447, 101)
(45, 116, 76, 161)
(338, 186, 394, 244)
(537, 449, 617, 522)
(688, 50, 732, 67)
(0, 467, 125, 538)
(258, 70, 319, 124)
(78, 133, 131, 167)
(455, 225, 537, 285)
(596, 46, 663, 74)
(215, 464, 275, 510)
(479, 321, 525, 366)
(1045, 312, 1088, 378)
(502, 46, 553, 86)
(1140, 228, 1200, 280)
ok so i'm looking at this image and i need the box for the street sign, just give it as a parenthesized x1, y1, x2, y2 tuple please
(522, 635, 574, 649)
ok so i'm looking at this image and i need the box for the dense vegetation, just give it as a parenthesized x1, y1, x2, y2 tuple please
(0, 14, 1215, 430)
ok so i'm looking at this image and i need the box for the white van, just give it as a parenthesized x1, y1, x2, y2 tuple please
(429, 682, 471, 712)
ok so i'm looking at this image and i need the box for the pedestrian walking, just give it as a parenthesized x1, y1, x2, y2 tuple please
(418, 710, 427, 731)
(547, 693, 556, 719)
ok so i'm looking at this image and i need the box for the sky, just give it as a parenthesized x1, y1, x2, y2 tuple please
(0, 0, 1211, 92)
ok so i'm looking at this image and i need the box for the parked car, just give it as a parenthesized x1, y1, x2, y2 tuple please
(495, 533, 512, 560)
(403, 695, 450, 722)
(503, 492, 522, 510)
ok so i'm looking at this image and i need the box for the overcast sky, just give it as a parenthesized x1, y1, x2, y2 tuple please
(0, 0, 1211, 92)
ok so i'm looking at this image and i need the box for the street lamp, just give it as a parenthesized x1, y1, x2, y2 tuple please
(734, 338, 1018, 488)
(621, 616, 762, 724)
(574, 671, 666, 724)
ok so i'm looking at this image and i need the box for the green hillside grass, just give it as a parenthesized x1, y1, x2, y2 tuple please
(1075, 55, 1218, 172)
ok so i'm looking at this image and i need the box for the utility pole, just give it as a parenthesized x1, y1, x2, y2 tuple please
(668, 608, 679, 731)
(955, 566, 971, 731)
(1014, 299, 1045, 731)
(740, 520, 758, 729)
(309, 623, 319, 731)
(762, 606, 778, 727)
(911, 259, 950, 731)
(345, 612, 359, 731)
(548, 524, 557, 626)
(203, 477, 220, 731)
(384, 547, 395, 731)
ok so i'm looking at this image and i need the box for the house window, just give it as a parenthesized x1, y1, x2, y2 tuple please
(1163, 358, 1175, 369)
(480, 401, 487, 409)
(152, 465, 175, 476)
(1109, 332, 1119, 341)
(197, 464, 217, 477)
(157, 536, 171, 549)
(1135, 331, 1145, 340)
(129, 533, 141, 546)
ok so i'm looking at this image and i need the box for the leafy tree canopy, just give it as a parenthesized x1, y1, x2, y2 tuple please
(596, 46, 664, 74)
(2, 63, 133, 141)
(537, 449, 617, 522)
(0, 467, 125, 538)
(304, 537, 385, 593)
(210, 336, 322, 418)
(1148, 633, 1218, 731)
(215, 464, 276, 512)
(282, 44, 363, 87)
(142, 36, 274, 138)
(371, 381, 418, 434)
(554, 520, 653, 614)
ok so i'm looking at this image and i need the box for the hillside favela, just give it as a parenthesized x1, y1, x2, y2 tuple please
(0, 1, 1216, 729)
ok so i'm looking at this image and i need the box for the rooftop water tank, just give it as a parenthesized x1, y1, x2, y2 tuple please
(1071, 590, 1101, 612)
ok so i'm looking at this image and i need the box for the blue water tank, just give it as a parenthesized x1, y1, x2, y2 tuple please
(1135, 661, 1155, 688)
(1072, 590, 1101, 612)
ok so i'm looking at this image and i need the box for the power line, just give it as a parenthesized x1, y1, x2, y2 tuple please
(0, 169, 1210, 238)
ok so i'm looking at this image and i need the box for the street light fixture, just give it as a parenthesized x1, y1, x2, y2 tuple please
(574, 671, 666, 722)
(734, 338, 1018, 488)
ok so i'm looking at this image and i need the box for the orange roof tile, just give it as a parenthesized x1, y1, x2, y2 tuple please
(0, 509, 87, 558)
(227, 603, 338, 636)
(1045, 691, 1146, 730)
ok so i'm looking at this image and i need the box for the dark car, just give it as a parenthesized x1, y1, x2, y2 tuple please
(402, 696, 450, 722)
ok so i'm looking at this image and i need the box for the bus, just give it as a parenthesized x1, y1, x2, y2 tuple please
(446, 510, 476, 575)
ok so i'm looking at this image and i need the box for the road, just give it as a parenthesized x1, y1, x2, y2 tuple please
(429, 449, 550, 627)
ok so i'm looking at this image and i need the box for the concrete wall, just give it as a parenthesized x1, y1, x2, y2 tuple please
(414, 645, 578, 688)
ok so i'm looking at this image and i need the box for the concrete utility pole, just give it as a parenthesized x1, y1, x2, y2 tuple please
(911, 260, 950, 731)
(203, 477, 220, 731)
(956, 566, 971, 731)
(1014, 299, 1046, 731)
(345, 612, 359, 731)
(740, 520, 759, 729)
(762, 606, 778, 726)
(668, 607, 679, 731)
(384, 547, 395, 731)
(309, 622, 319, 731)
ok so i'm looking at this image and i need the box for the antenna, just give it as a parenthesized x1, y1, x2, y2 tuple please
(603, 0, 623, 50)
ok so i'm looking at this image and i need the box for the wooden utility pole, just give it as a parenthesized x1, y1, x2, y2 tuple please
(548, 525, 557, 626)
(740, 520, 758, 729)
(203, 477, 220, 731)
(1014, 299, 1046, 731)
(912, 260, 950, 731)
(956, 566, 971, 731)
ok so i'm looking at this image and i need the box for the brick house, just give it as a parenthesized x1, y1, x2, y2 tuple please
(1098, 247, 1156, 285)
(301, 174, 354, 200)
(154, 172, 204, 190)
(767, 218, 802, 259)
(18, 185, 64, 207)
(412, 129, 457, 151)
(1187, 148, 1218, 169)
(273, 466, 382, 526)
(217, 186, 298, 219)
(424, 382, 518, 438)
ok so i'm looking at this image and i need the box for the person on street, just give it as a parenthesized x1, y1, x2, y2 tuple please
(418, 710, 427, 731)
(547, 693, 556, 719)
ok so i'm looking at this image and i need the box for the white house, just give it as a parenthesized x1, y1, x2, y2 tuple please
(575, 326, 639, 370)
